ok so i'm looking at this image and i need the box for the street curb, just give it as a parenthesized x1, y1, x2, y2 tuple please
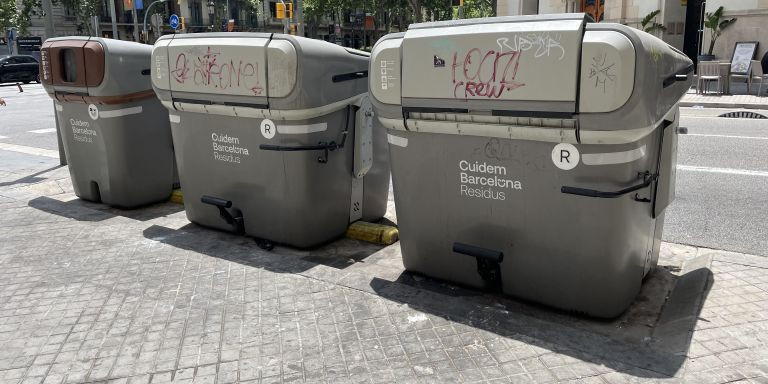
(680, 101, 768, 110)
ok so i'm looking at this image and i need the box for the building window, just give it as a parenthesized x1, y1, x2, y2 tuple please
(189, 0, 203, 25)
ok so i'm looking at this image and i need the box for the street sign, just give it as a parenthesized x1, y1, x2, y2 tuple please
(169, 14, 179, 29)
(16, 36, 42, 52)
(151, 13, 163, 35)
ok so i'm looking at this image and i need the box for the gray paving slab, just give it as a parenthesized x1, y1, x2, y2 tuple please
(0, 161, 766, 383)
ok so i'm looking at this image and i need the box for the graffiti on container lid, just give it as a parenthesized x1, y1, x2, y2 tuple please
(588, 52, 616, 93)
(172, 47, 264, 96)
(495, 33, 566, 60)
(451, 48, 525, 99)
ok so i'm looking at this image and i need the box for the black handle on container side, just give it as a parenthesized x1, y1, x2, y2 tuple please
(259, 141, 340, 163)
(201, 195, 232, 208)
(663, 64, 694, 88)
(332, 71, 368, 83)
(452, 242, 504, 263)
(561, 171, 657, 199)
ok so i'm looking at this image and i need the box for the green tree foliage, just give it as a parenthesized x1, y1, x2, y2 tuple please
(640, 9, 666, 36)
(13, 0, 102, 36)
(0, 0, 17, 33)
(60, 0, 102, 35)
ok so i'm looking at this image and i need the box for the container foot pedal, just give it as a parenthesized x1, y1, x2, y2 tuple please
(453, 242, 504, 291)
(201, 195, 244, 234)
(254, 238, 274, 251)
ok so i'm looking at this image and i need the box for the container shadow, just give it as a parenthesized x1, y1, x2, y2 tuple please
(369, 264, 713, 378)
(28, 195, 184, 222)
(142, 223, 388, 274)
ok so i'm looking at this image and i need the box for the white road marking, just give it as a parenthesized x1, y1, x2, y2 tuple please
(683, 133, 768, 141)
(678, 165, 768, 177)
(0, 135, 7, 139)
(29, 128, 57, 134)
(0, 142, 59, 158)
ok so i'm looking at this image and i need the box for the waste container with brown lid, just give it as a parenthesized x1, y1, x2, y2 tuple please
(41, 37, 176, 208)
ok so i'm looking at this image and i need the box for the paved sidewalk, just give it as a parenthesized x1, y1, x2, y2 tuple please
(0, 161, 767, 384)
(681, 83, 768, 110)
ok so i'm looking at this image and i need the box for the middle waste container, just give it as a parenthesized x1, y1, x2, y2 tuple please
(370, 14, 693, 317)
(151, 33, 390, 248)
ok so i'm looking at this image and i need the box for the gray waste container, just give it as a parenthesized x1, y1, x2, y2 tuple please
(370, 14, 693, 317)
(41, 37, 175, 208)
(151, 33, 390, 248)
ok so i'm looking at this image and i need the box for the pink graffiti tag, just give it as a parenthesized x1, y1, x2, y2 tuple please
(451, 48, 525, 99)
(172, 47, 263, 95)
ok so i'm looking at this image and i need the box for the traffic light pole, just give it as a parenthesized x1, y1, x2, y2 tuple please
(143, 0, 168, 41)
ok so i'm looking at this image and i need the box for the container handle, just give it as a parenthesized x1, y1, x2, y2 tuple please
(259, 141, 342, 163)
(332, 71, 368, 83)
(662, 64, 694, 88)
(561, 171, 657, 199)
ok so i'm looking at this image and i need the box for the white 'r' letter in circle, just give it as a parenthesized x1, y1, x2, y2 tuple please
(260, 119, 276, 139)
(552, 143, 579, 170)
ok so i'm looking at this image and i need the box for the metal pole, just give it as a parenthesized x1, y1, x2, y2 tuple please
(110, 0, 119, 39)
(132, 0, 140, 41)
(296, 0, 303, 36)
(92, 15, 100, 36)
(42, 0, 55, 39)
(280, 0, 289, 34)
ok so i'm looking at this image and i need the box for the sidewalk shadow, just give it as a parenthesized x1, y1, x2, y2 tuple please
(369, 263, 713, 379)
(28, 195, 184, 222)
(0, 165, 65, 188)
(143, 223, 387, 274)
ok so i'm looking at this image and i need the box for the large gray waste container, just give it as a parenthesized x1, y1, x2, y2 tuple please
(370, 14, 693, 317)
(151, 33, 390, 248)
(41, 37, 175, 208)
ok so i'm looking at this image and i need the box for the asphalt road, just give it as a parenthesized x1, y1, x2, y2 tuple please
(665, 111, 768, 256)
(1, 84, 766, 256)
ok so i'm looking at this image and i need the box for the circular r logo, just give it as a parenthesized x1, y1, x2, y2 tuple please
(552, 143, 579, 170)
(260, 119, 276, 139)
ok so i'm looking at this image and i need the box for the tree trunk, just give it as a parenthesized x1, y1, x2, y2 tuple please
(408, 0, 422, 23)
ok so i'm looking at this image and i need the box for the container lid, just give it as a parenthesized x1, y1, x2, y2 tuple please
(40, 39, 105, 88)
(153, 34, 297, 99)
(399, 15, 585, 103)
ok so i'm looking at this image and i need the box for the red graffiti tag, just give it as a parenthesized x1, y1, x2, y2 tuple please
(451, 49, 525, 99)
(172, 47, 263, 95)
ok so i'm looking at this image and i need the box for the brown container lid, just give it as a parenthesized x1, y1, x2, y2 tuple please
(40, 39, 105, 88)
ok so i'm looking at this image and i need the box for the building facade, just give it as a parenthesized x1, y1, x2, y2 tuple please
(497, 0, 768, 65)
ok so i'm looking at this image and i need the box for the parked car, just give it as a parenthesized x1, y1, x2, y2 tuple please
(0, 55, 40, 84)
